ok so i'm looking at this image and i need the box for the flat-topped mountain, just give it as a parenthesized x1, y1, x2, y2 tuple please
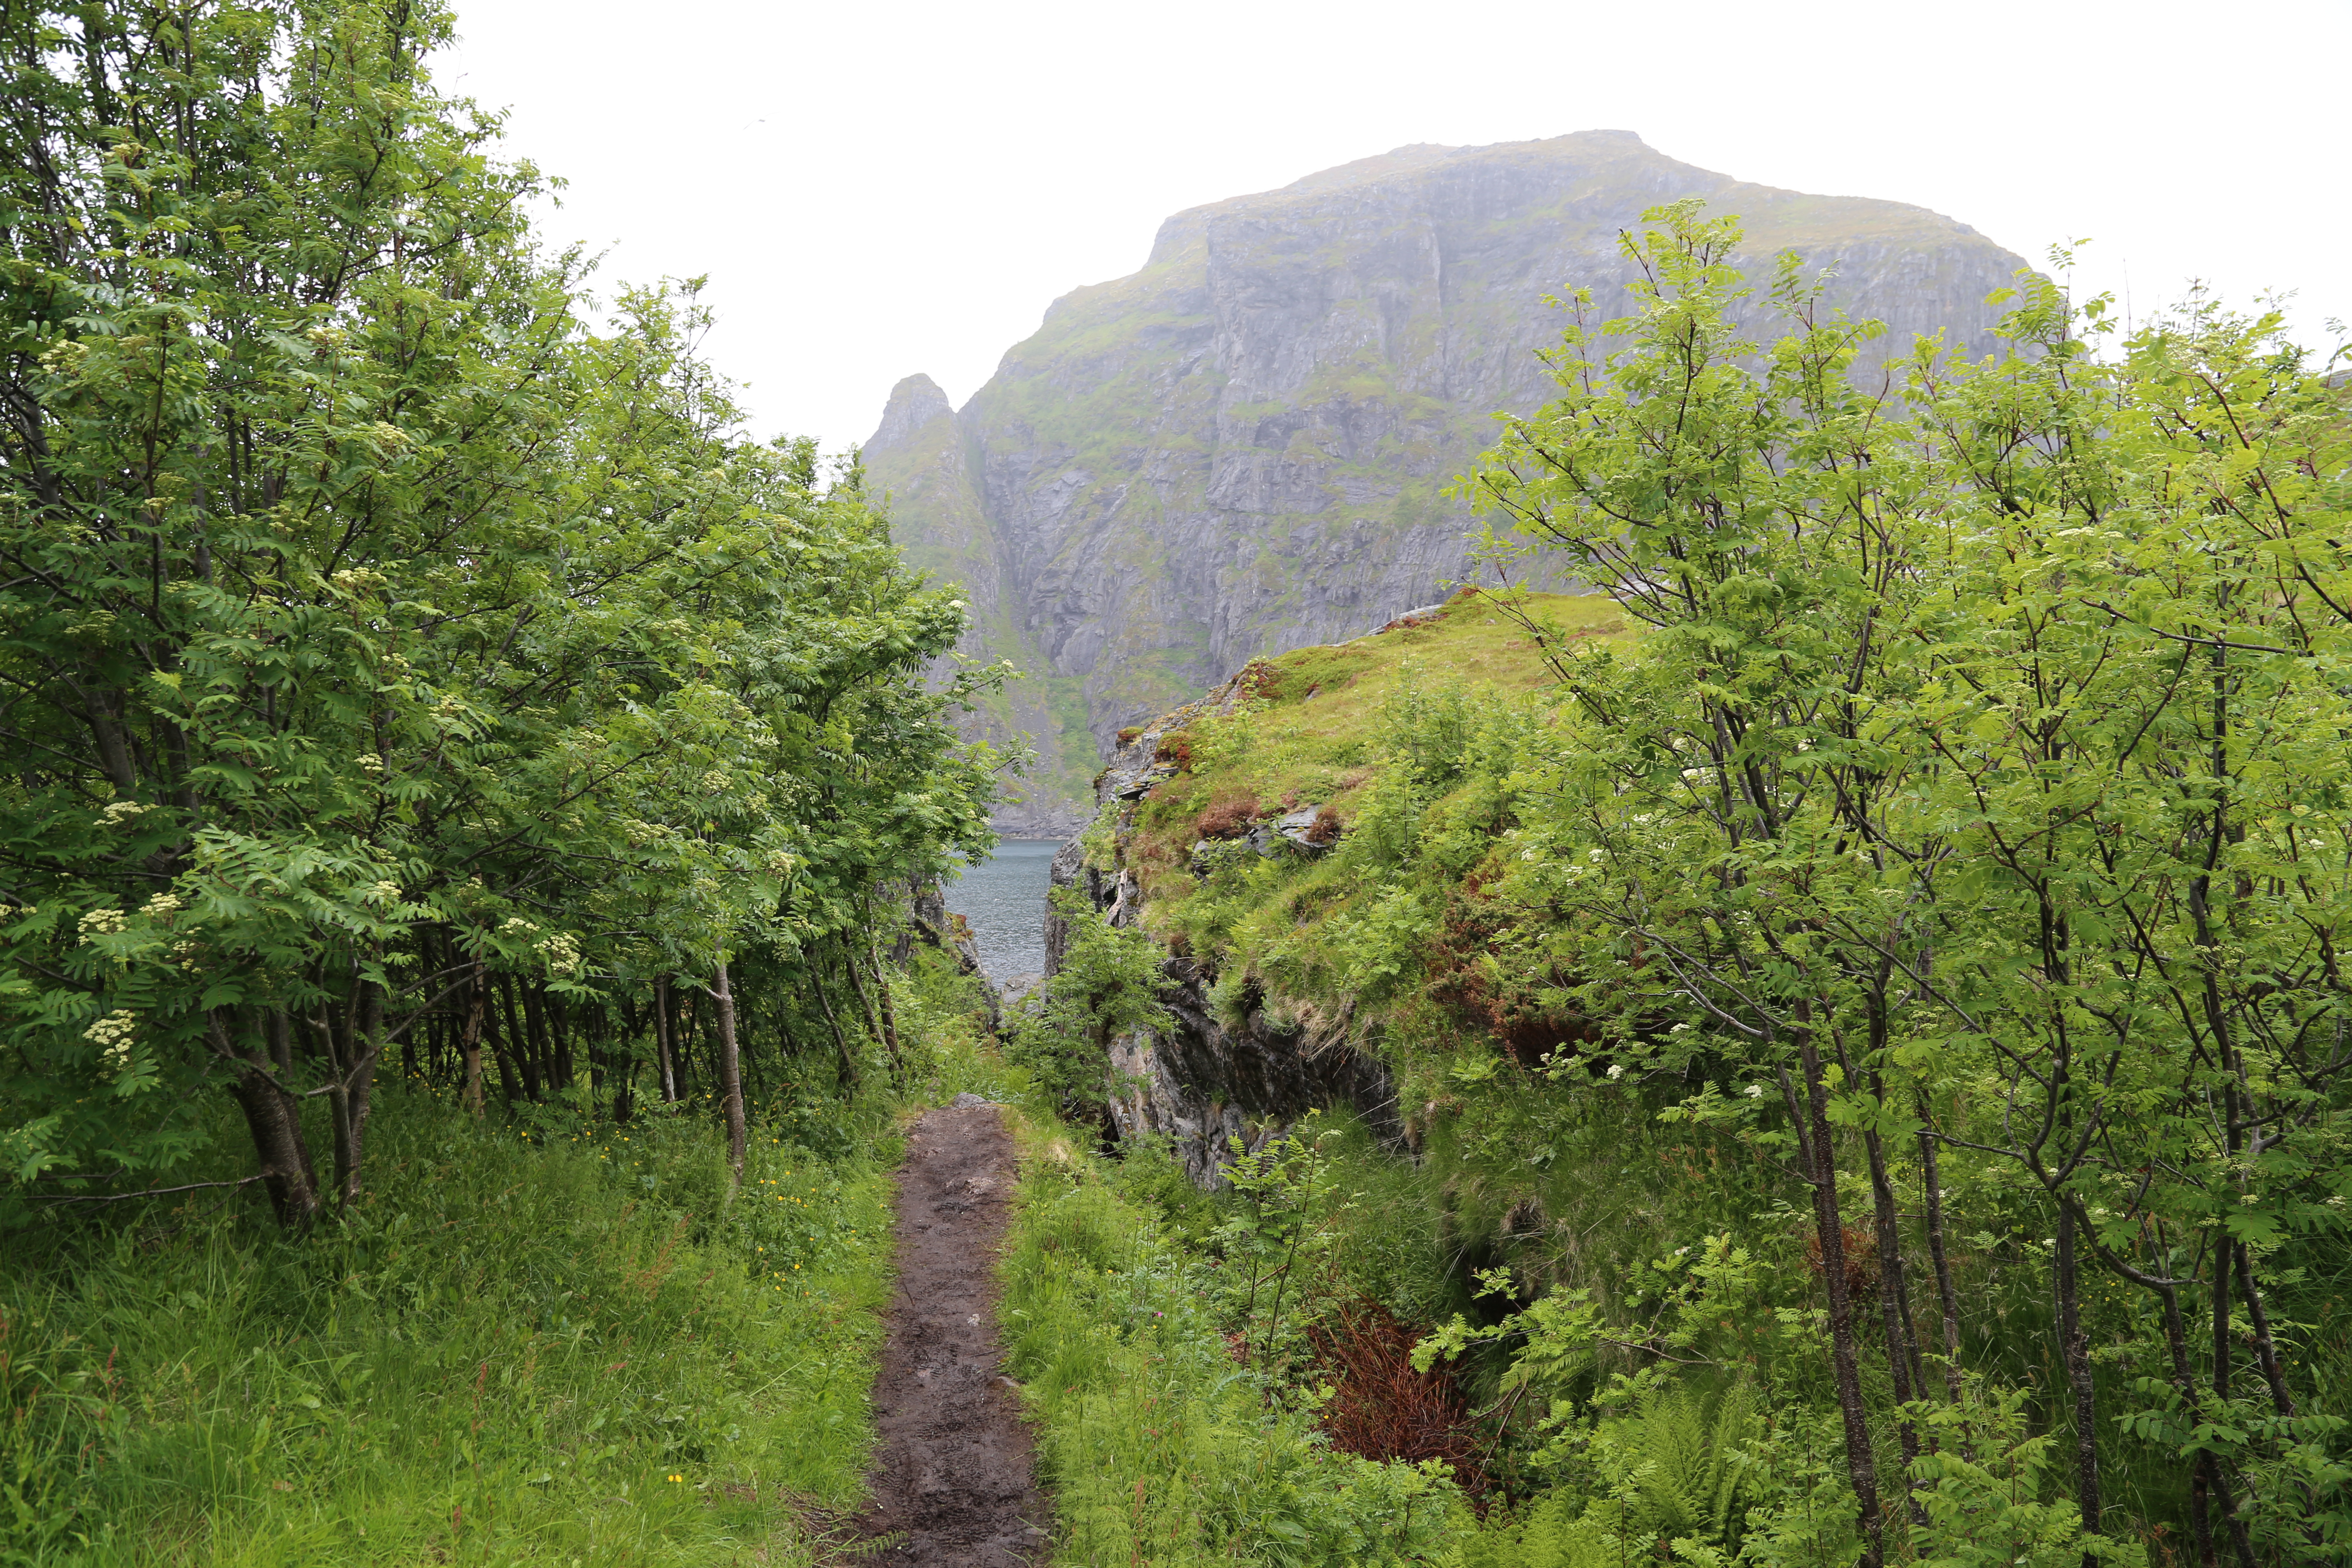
(868, 131, 2031, 832)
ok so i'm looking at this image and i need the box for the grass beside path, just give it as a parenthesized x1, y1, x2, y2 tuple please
(995, 1114, 1462, 1567)
(0, 1082, 898, 1566)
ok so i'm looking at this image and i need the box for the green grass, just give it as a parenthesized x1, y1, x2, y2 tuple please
(996, 1116, 1462, 1567)
(0, 1084, 902, 1565)
(1126, 589, 1625, 907)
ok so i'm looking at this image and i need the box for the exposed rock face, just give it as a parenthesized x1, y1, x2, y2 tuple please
(867, 131, 2030, 828)
(1048, 736, 1401, 1188)
(895, 874, 1001, 1035)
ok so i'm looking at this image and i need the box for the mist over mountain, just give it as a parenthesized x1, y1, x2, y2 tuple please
(867, 130, 2031, 832)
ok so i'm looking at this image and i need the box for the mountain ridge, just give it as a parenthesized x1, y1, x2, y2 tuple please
(869, 130, 2033, 832)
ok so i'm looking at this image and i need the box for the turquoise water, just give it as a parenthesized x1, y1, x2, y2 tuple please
(943, 839, 1061, 984)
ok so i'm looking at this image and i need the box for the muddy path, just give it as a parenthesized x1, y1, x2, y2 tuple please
(854, 1099, 1048, 1564)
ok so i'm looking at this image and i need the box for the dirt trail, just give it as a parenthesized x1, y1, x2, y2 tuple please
(854, 1099, 1048, 1564)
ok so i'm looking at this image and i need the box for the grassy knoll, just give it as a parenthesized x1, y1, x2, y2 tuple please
(0, 1084, 900, 1565)
(1121, 590, 1625, 909)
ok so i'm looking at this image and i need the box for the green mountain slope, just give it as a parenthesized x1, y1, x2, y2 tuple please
(867, 131, 2032, 831)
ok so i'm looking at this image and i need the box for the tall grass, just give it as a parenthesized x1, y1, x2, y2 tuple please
(0, 1081, 899, 1565)
(997, 1120, 1461, 1567)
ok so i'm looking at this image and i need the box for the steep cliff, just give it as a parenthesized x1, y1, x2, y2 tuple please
(1038, 591, 1616, 1183)
(867, 131, 2031, 830)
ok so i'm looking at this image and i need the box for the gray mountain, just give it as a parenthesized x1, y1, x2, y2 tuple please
(867, 130, 2031, 832)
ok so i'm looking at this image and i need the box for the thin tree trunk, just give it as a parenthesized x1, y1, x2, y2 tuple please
(2237, 1243, 2295, 1417)
(654, 974, 679, 1103)
(842, 938, 888, 1064)
(459, 960, 488, 1115)
(861, 928, 903, 1080)
(608, 1004, 634, 1124)
(1862, 1122, 1925, 1522)
(523, 982, 554, 1099)
(500, 976, 540, 1100)
(586, 1002, 606, 1108)
(1847, 1034, 1925, 1527)
(815, 965, 860, 1089)
(1915, 1098, 1965, 1402)
(679, 986, 704, 1096)
(2154, 1276, 2222, 1568)
(550, 991, 573, 1090)
(1797, 1021, 1884, 1568)
(2054, 1195, 2103, 1550)
(218, 1013, 320, 1228)
(2209, 1225, 2260, 1568)
(318, 991, 354, 1204)
(486, 974, 525, 1106)
(712, 958, 746, 1189)
(341, 977, 382, 1205)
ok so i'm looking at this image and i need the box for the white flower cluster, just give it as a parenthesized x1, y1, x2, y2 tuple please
(764, 849, 797, 876)
(78, 907, 128, 940)
(355, 752, 384, 774)
(701, 768, 732, 795)
(1746, 1084, 1766, 1099)
(141, 892, 183, 922)
(545, 931, 582, 979)
(329, 566, 385, 593)
(98, 800, 153, 827)
(84, 1009, 136, 1070)
(368, 880, 402, 904)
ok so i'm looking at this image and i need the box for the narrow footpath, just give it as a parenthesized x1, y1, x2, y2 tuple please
(854, 1098, 1048, 1564)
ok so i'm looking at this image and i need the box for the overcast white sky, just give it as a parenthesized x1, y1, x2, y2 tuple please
(435, 0, 2348, 453)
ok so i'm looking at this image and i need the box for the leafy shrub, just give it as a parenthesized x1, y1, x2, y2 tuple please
(1004, 889, 1169, 1109)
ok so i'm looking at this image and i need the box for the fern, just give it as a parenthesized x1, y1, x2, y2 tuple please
(1462, 1378, 1764, 1566)
(1593, 1380, 1758, 1548)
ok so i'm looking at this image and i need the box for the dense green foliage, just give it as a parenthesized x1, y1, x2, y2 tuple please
(0, 0, 993, 1217)
(1078, 205, 2352, 1565)
(0, 2, 1006, 1559)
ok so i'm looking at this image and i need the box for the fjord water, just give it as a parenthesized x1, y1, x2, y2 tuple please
(943, 839, 1061, 984)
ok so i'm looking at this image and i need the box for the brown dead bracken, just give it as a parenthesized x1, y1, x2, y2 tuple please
(1308, 1297, 1494, 1504)
(851, 1101, 1049, 1564)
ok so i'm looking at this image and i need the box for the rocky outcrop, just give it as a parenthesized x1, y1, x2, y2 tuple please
(1048, 732, 1401, 1188)
(869, 131, 2033, 828)
(896, 874, 1001, 1035)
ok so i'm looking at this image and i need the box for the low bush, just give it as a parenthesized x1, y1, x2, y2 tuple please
(1193, 791, 1261, 841)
